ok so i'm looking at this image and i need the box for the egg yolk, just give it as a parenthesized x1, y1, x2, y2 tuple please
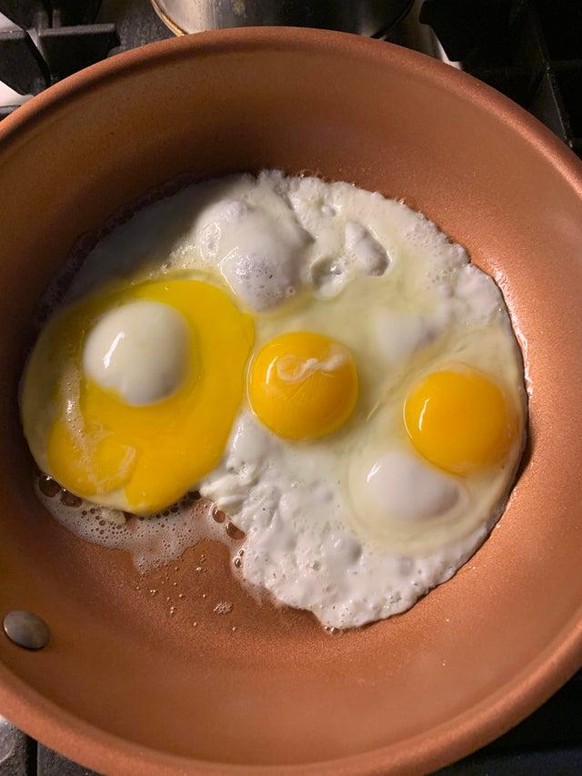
(21, 277, 254, 514)
(404, 367, 517, 475)
(248, 331, 358, 440)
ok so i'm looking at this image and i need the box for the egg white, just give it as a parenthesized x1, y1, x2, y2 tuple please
(33, 170, 527, 629)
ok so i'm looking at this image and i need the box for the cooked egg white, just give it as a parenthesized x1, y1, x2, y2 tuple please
(25, 170, 527, 629)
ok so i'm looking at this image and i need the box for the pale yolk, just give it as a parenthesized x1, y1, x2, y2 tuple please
(248, 331, 358, 440)
(404, 367, 517, 475)
(21, 277, 254, 514)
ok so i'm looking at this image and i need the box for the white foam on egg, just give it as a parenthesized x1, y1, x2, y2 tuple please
(191, 179, 311, 311)
(200, 413, 493, 630)
(35, 480, 229, 574)
(343, 221, 389, 276)
(454, 264, 504, 325)
(196, 199, 250, 261)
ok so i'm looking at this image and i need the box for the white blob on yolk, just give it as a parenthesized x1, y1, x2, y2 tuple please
(83, 300, 190, 406)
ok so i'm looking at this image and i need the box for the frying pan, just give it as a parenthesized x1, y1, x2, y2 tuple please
(0, 27, 581, 776)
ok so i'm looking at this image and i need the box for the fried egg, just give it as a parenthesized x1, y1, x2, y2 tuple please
(22, 170, 527, 629)
(21, 277, 254, 514)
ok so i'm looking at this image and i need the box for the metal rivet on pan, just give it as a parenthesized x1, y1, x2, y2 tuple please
(3, 610, 50, 651)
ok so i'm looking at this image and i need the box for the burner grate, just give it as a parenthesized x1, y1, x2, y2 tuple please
(420, 0, 582, 156)
(0, 0, 119, 120)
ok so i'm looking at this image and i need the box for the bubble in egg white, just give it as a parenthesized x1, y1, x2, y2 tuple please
(35, 480, 229, 574)
(343, 221, 389, 276)
(197, 199, 250, 260)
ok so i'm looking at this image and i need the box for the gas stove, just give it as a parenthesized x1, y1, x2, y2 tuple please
(0, 1, 581, 774)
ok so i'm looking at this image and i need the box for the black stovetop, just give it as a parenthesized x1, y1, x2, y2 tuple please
(0, 1, 581, 774)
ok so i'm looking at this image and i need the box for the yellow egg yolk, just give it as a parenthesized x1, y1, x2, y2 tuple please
(404, 367, 517, 475)
(248, 331, 358, 440)
(20, 277, 254, 514)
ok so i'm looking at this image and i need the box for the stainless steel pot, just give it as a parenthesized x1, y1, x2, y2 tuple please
(150, 0, 414, 36)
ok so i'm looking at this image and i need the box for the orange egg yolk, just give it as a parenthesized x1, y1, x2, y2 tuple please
(248, 331, 358, 440)
(404, 367, 517, 475)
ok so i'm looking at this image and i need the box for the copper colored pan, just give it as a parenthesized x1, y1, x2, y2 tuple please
(0, 27, 581, 776)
